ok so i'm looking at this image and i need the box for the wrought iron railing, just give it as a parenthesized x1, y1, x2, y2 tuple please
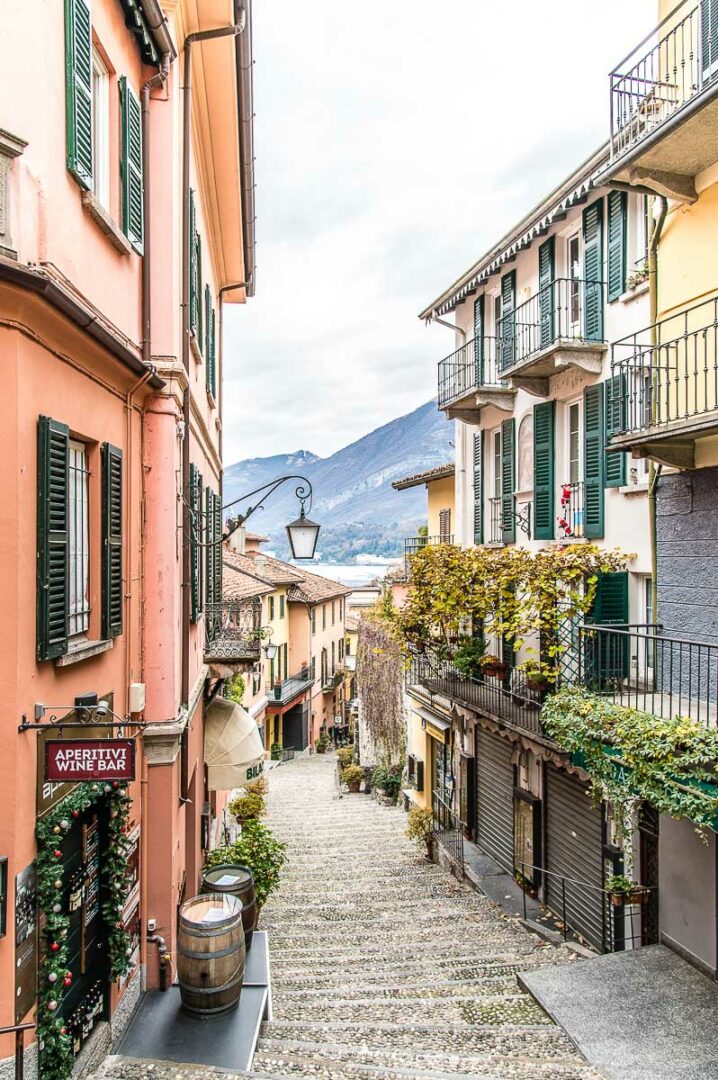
(575, 623, 718, 728)
(410, 656, 546, 738)
(405, 535, 453, 557)
(609, 0, 716, 162)
(488, 497, 503, 544)
(497, 278, 605, 374)
(322, 670, 344, 692)
(267, 666, 313, 704)
(517, 862, 658, 954)
(558, 481, 585, 539)
(610, 296, 718, 437)
(204, 599, 262, 663)
(437, 336, 505, 407)
(432, 790, 464, 868)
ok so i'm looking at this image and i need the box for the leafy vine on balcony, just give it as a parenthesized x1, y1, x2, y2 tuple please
(542, 686, 718, 831)
(394, 543, 631, 679)
(356, 608, 406, 765)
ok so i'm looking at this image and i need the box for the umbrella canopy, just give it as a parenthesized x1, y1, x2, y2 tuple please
(204, 697, 265, 791)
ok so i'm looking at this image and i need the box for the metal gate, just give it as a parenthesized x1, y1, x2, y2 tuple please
(475, 730, 514, 871)
(545, 766, 606, 951)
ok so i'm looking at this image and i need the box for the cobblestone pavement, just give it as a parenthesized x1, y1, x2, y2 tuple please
(252, 753, 603, 1080)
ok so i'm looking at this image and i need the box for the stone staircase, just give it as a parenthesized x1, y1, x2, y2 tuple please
(251, 754, 602, 1080)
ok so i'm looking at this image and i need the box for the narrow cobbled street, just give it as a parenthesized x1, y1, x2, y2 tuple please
(253, 754, 602, 1080)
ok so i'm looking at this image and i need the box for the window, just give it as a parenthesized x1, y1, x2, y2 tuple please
(331, 641, 336, 674)
(339, 598, 343, 620)
(311, 656, 316, 681)
(568, 401, 581, 484)
(321, 649, 327, 683)
(269, 596, 275, 621)
(339, 637, 344, 661)
(279, 594, 285, 619)
(332, 601, 335, 626)
(68, 440, 90, 637)
(492, 430, 502, 498)
(439, 509, 451, 542)
(568, 234, 581, 328)
(282, 642, 288, 680)
(322, 604, 326, 630)
(311, 607, 316, 635)
(91, 48, 109, 209)
(493, 294, 501, 335)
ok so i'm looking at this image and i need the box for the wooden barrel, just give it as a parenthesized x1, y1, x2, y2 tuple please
(177, 894, 245, 1016)
(201, 864, 258, 950)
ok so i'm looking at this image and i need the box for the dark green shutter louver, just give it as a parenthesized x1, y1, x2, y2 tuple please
(604, 377, 627, 487)
(582, 200, 604, 341)
(701, 0, 718, 80)
(64, 0, 93, 189)
(584, 384, 605, 538)
(197, 241, 203, 353)
(501, 417, 515, 544)
(538, 237, 555, 349)
(499, 271, 516, 371)
(473, 431, 483, 545)
(205, 485, 214, 606)
(607, 191, 627, 302)
(120, 76, 144, 252)
(101, 443, 123, 639)
(37, 417, 70, 660)
(473, 296, 484, 384)
(190, 463, 202, 622)
(211, 307, 217, 397)
(587, 571, 629, 680)
(213, 492, 222, 603)
(189, 190, 198, 338)
(205, 288, 216, 399)
(533, 401, 555, 540)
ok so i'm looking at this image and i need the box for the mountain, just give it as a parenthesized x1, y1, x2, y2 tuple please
(223, 400, 453, 561)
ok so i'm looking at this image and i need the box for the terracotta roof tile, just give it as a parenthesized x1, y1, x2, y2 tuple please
(392, 463, 454, 490)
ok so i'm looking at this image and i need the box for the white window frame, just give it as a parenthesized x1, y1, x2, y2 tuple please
(566, 398, 583, 485)
(567, 233, 581, 331)
(68, 440, 90, 639)
(491, 429, 502, 500)
(92, 48, 110, 210)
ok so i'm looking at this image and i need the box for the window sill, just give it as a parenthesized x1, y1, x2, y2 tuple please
(80, 191, 133, 256)
(618, 482, 649, 496)
(55, 638, 114, 667)
(619, 280, 649, 304)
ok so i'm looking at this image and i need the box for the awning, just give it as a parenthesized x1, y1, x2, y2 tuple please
(204, 697, 265, 791)
(415, 707, 450, 745)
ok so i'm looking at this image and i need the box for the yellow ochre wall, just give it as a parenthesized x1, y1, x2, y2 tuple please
(657, 179, 718, 321)
(427, 475, 456, 538)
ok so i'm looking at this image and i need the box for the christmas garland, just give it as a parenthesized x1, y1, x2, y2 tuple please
(35, 782, 133, 1080)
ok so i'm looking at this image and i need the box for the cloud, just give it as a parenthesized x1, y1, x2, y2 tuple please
(223, 0, 656, 463)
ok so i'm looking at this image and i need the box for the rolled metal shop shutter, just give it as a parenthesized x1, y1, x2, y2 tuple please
(545, 765, 606, 951)
(475, 729, 514, 871)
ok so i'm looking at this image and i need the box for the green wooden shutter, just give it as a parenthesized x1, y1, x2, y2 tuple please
(501, 417, 515, 544)
(473, 431, 483, 545)
(592, 572, 629, 624)
(586, 571, 629, 681)
(533, 401, 555, 540)
(64, 0, 93, 189)
(205, 485, 214, 606)
(189, 190, 198, 337)
(37, 417, 70, 660)
(604, 377, 627, 487)
(583, 384, 605, 538)
(205, 287, 216, 398)
(701, 0, 718, 80)
(190, 463, 200, 622)
(582, 201, 604, 341)
(473, 295, 484, 384)
(101, 442, 123, 639)
(120, 77, 144, 252)
(197, 240, 203, 353)
(538, 237, 555, 349)
(499, 271, 516, 371)
(607, 191, 627, 302)
(213, 492, 222, 603)
(211, 307, 217, 397)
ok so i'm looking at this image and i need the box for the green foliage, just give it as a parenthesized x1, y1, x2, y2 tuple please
(206, 820, 287, 907)
(452, 635, 486, 678)
(542, 686, 718, 831)
(356, 615, 406, 764)
(270, 743, 282, 760)
(229, 791, 265, 821)
(225, 673, 246, 705)
(397, 543, 631, 681)
(405, 807, 434, 858)
(342, 764, 365, 785)
(336, 746, 354, 767)
(417, 524, 429, 537)
(36, 782, 133, 1080)
(244, 775, 269, 797)
(605, 873, 640, 895)
(372, 765, 403, 801)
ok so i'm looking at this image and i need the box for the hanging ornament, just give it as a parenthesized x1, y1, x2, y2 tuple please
(103, 784, 112, 793)
(53, 825, 61, 835)
(50, 942, 60, 953)
(48, 972, 58, 983)
(53, 879, 62, 889)
(72, 810, 80, 818)
(63, 975, 72, 987)
(52, 903, 62, 914)
(113, 781, 119, 789)
(60, 819, 70, 830)
(53, 849, 62, 859)
(47, 1000, 57, 1012)
(60, 1027, 67, 1036)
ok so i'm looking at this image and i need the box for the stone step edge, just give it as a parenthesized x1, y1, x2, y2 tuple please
(256, 1035, 585, 1064)
(263, 992, 538, 1010)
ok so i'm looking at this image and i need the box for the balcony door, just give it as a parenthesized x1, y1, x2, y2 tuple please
(701, 0, 718, 83)
(473, 295, 485, 387)
(567, 234, 581, 335)
(538, 237, 555, 349)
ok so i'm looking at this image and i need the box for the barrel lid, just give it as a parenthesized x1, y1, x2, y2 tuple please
(204, 865, 253, 888)
(180, 894, 241, 927)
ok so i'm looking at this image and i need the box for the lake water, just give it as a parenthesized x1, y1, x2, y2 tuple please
(299, 560, 399, 588)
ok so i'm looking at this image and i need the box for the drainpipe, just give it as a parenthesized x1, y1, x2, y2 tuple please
(181, 18, 247, 726)
(147, 933, 171, 991)
(647, 196, 668, 624)
(430, 311, 466, 339)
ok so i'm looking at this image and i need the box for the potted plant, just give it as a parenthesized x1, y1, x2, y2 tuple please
(372, 765, 403, 804)
(336, 746, 354, 768)
(270, 742, 282, 761)
(228, 791, 265, 824)
(273, 676, 283, 701)
(452, 636, 486, 680)
(405, 807, 434, 861)
(522, 661, 552, 693)
(480, 653, 507, 679)
(205, 820, 287, 914)
(316, 732, 330, 755)
(606, 873, 648, 907)
(342, 764, 364, 793)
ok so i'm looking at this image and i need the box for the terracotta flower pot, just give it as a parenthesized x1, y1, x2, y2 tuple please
(483, 662, 507, 679)
(347, 780, 361, 793)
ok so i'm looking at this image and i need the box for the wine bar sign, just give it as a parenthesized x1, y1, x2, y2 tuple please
(45, 739, 136, 782)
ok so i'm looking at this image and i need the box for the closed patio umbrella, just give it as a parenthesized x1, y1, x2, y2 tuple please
(204, 697, 265, 791)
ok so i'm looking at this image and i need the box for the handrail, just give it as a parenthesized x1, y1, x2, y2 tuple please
(0, 1024, 36, 1080)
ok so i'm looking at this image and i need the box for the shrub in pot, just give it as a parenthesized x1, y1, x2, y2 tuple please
(406, 807, 434, 860)
(336, 746, 354, 768)
(480, 653, 507, 679)
(605, 873, 647, 907)
(244, 775, 269, 797)
(452, 635, 486, 679)
(229, 791, 265, 823)
(522, 661, 551, 693)
(316, 733, 330, 754)
(270, 742, 282, 761)
(372, 765, 403, 803)
(205, 820, 287, 912)
(342, 764, 364, 793)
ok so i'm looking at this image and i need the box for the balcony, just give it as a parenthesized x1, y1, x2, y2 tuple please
(609, 295, 718, 467)
(204, 599, 262, 671)
(404, 534, 453, 557)
(322, 670, 344, 693)
(267, 667, 313, 706)
(575, 623, 718, 730)
(607, 0, 718, 199)
(437, 336, 515, 420)
(497, 279, 606, 392)
(557, 482, 585, 540)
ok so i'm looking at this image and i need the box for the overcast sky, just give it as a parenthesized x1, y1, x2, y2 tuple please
(222, 0, 654, 464)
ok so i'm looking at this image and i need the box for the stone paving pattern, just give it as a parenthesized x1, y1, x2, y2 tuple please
(252, 753, 602, 1079)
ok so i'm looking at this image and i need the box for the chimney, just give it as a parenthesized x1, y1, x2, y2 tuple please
(227, 525, 246, 555)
